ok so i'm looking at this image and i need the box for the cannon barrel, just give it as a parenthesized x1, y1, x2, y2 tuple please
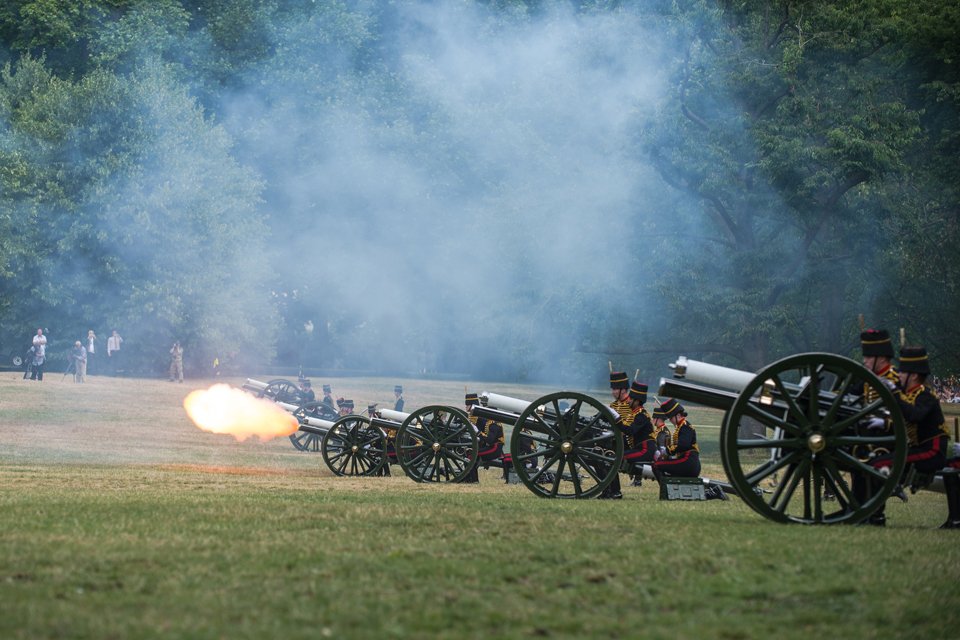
(242, 378, 269, 393)
(379, 409, 410, 423)
(482, 392, 532, 414)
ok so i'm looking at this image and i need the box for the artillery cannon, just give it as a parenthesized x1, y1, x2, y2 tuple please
(242, 378, 339, 451)
(242, 377, 386, 475)
(658, 353, 909, 524)
(472, 391, 624, 499)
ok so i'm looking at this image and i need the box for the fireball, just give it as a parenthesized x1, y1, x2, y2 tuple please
(184, 384, 299, 442)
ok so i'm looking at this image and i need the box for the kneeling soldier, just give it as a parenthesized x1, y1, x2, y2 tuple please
(864, 347, 949, 526)
(652, 399, 726, 500)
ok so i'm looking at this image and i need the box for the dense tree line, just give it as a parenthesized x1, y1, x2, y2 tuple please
(0, 0, 956, 380)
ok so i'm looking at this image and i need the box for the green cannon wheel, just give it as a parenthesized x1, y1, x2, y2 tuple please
(396, 406, 478, 483)
(720, 352, 907, 524)
(257, 378, 304, 405)
(510, 391, 623, 499)
(289, 401, 339, 452)
(321, 415, 387, 477)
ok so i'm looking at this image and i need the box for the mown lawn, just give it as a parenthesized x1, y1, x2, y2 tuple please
(1, 373, 957, 639)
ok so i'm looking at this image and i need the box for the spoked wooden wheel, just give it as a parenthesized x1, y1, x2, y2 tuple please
(289, 401, 339, 452)
(321, 415, 387, 477)
(510, 391, 622, 499)
(257, 378, 304, 405)
(396, 406, 478, 483)
(721, 353, 907, 524)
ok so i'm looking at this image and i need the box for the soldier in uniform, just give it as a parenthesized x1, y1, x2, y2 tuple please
(862, 347, 950, 526)
(460, 392, 504, 484)
(620, 382, 657, 487)
(941, 448, 960, 529)
(370, 404, 394, 478)
(394, 385, 404, 412)
(300, 379, 315, 403)
(321, 384, 334, 407)
(652, 399, 727, 500)
(599, 371, 632, 499)
(849, 328, 907, 505)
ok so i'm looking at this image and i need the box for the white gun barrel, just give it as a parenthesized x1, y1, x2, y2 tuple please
(379, 409, 410, 423)
(668, 357, 755, 392)
(482, 392, 531, 414)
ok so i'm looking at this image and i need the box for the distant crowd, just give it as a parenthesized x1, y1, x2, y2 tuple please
(932, 376, 960, 403)
(21, 328, 126, 382)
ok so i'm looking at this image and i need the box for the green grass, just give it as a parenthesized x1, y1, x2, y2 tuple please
(1, 373, 958, 639)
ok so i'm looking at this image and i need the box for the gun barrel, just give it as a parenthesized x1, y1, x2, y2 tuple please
(471, 406, 524, 426)
(379, 409, 410, 423)
(242, 378, 269, 393)
(370, 417, 400, 432)
(668, 357, 755, 392)
(482, 393, 532, 414)
(658, 377, 740, 411)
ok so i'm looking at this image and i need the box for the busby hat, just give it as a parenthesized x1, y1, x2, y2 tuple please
(302, 379, 311, 387)
(652, 405, 668, 421)
(367, 403, 378, 414)
(395, 385, 403, 394)
(465, 392, 480, 405)
(899, 347, 931, 375)
(659, 398, 683, 418)
(628, 382, 648, 403)
(336, 397, 345, 408)
(344, 399, 354, 409)
(610, 371, 629, 390)
(322, 384, 331, 393)
(861, 329, 895, 358)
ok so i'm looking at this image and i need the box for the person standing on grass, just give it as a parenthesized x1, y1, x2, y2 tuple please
(28, 342, 45, 381)
(70, 341, 87, 383)
(86, 331, 99, 376)
(169, 341, 183, 383)
(300, 379, 315, 402)
(107, 330, 123, 376)
(321, 384, 334, 407)
(394, 385, 404, 412)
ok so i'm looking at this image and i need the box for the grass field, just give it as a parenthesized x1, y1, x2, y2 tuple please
(1, 373, 959, 639)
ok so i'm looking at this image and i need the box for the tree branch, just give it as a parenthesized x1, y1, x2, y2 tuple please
(643, 232, 736, 250)
(752, 87, 789, 119)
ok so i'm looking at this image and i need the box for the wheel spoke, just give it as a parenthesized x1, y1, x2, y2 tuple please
(768, 462, 798, 509)
(833, 450, 890, 482)
(577, 433, 617, 447)
(774, 458, 810, 513)
(829, 435, 897, 447)
(573, 454, 603, 485)
(825, 398, 887, 436)
(742, 402, 801, 437)
(812, 463, 823, 521)
(821, 457, 859, 511)
(571, 413, 603, 443)
(575, 448, 615, 464)
(525, 432, 558, 446)
(528, 411, 561, 440)
(439, 424, 470, 445)
(771, 374, 809, 430)
(549, 457, 564, 497)
(744, 449, 805, 486)
(807, 364, 821, 423)
(518, 450, 551, 462)
(824, 372, 855, 426)
(529, 451, 562, 485)
(568, 456, 582, 497)
(736, 437, 803, 450)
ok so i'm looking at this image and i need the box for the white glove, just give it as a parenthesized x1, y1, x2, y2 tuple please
(952, 442, 960, 458)
(882, 379, 897, 391)
(653, 449, 662, 462)
(863, 417, 887, 430)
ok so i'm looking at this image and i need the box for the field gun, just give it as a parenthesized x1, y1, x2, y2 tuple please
(471, 390, 624, 499)
(241, 377, 387, 475)
(658, 353, 909, 524)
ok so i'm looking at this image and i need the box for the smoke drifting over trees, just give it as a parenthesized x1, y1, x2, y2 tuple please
(1, 0, 958, 382)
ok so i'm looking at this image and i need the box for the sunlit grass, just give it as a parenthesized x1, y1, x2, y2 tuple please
(1, 373, 958, 639)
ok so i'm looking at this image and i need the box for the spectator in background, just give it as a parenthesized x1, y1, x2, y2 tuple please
(107, 330, 123, 376)
(169, 341, 183, 383)
(86, 330, 99, 376)
(28, 342, 45, 381)
(70, 341, 87, 383)
(33, 329, 46, 349)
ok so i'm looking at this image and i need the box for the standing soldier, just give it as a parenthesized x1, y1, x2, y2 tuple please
(862, 347, 950, 527)
(460, 392, 504, 484)
(322, 384, 334, 407)
(169, 341, 183, 383)
(394, 385, 404, 412)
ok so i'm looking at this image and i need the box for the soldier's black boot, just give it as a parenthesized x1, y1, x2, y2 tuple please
(599, 474, 622, 500)
(706, 485, 729, 501)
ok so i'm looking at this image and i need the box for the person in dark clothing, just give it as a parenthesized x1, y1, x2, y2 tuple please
(394, 385, 404, 412)
(321, 384, 334, 407)
(652, 399, 726, 500)
(300, 379, 315, 403)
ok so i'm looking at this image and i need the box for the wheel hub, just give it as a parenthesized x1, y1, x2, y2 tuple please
(561, 442, 573, 454)
(351, 445, 358, 453)
(432, 442, 441, 451)
(807, 433, 825, 453)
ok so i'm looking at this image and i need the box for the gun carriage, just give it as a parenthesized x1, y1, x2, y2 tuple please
(472, 391, 624, 499)
(242, 378, 387, 475)
(659, 352, 909, 524)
